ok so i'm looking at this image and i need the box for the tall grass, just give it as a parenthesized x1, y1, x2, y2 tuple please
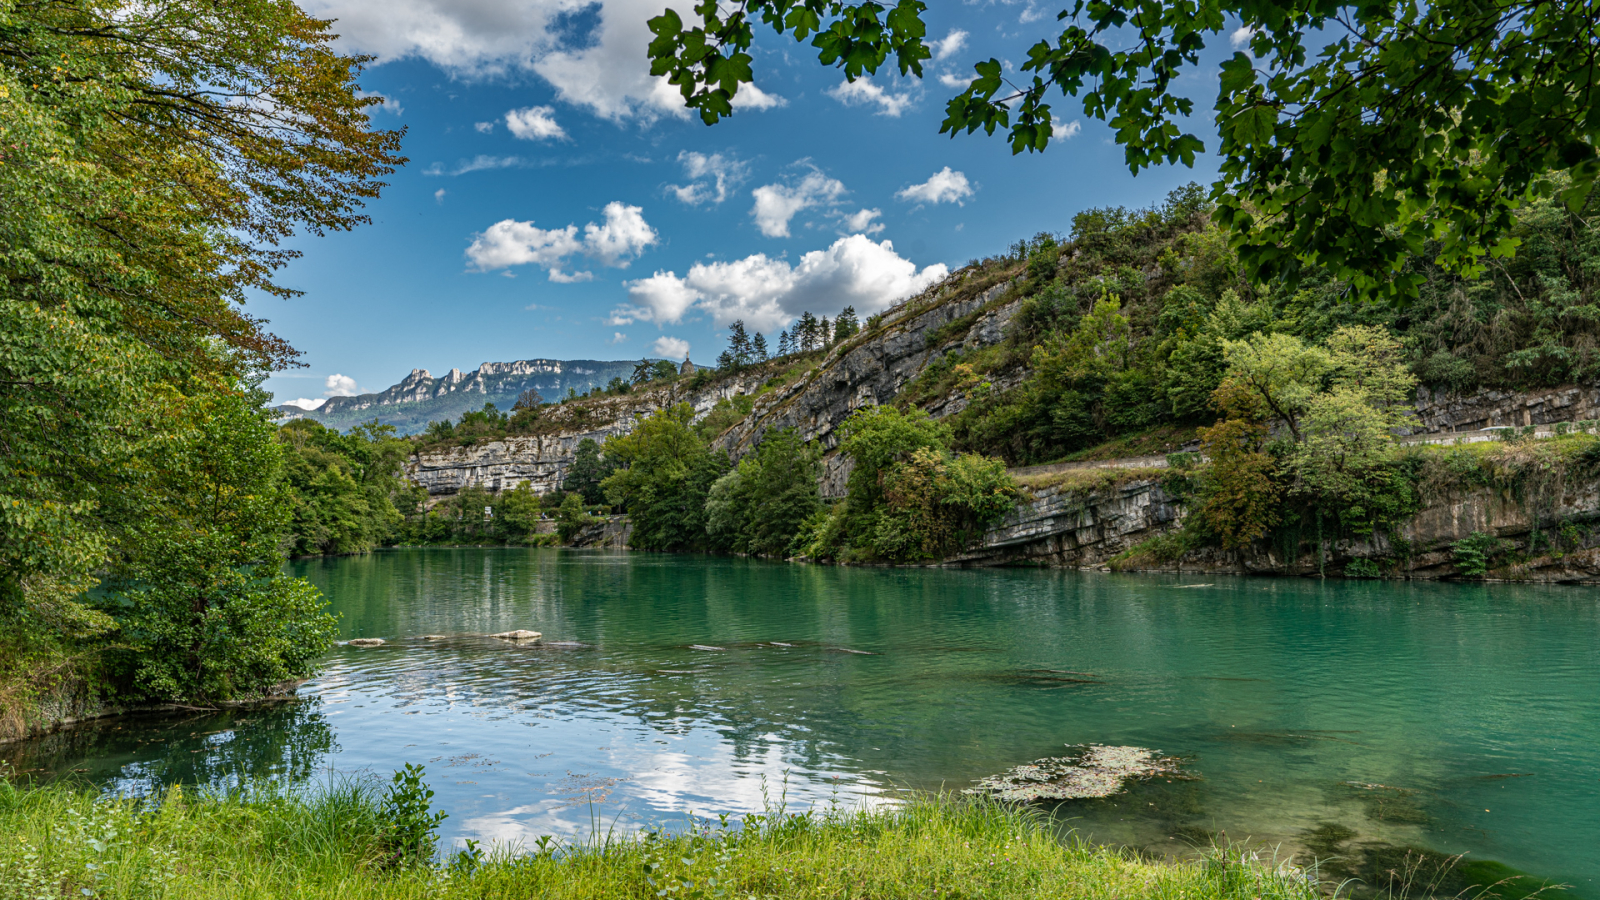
(0, 775, 1324, 900)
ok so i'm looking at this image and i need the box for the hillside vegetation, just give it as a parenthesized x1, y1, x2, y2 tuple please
(273, 186, 1600, 570)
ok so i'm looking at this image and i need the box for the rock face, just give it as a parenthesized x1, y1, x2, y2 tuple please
(568, 516, 632, 549)
(406, 372, 769, 502)
(1411, 384, 1600, 434)
(714, 278, 1022, 497)
(954, 475, 1600, 582)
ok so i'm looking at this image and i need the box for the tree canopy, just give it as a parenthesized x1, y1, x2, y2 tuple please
(647, 0, 1600, 298)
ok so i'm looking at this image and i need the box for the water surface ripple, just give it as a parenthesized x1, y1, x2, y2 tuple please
(9, 549, 1597, 891)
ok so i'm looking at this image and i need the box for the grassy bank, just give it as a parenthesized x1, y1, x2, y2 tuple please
(0, 777, 1319, 900)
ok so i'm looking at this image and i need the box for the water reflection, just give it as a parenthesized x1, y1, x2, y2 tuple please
(7, 549, 1597, 895)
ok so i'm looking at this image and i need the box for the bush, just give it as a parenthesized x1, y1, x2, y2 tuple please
(1453, 531, 1510, 578)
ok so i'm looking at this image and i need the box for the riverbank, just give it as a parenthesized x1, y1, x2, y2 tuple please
(0, 777, 1318, 900)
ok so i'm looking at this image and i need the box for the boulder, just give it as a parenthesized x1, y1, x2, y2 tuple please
(491, 630, 543, 642)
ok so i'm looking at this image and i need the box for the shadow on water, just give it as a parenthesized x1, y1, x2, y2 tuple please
(4, 701, 335, 794)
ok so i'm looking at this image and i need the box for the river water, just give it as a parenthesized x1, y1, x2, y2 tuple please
(8, 549, 1598, 891)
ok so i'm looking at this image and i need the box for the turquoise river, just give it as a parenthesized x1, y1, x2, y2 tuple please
(8, 549, 1599, 891)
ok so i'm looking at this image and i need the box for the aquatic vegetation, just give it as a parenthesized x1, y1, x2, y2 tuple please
(966, 744, 1188, 802)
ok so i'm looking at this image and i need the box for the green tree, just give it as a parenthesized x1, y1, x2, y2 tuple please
(647, 0, 1599, 298)
(602, 404, 727, 551)
(705, 429, 823, 556)
(100, 390, 338, 702)
(874, 447, 1020, 561)
(563, 438, 616, 505)
(1, 0, 398, 706)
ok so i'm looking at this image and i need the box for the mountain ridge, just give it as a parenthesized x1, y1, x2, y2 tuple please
(275, 357, 641, 434)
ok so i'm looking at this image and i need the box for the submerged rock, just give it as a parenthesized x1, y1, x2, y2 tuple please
(965, 744, 1186, 802)
(491, 630, 543, 641)
(347, 638, 386, 647)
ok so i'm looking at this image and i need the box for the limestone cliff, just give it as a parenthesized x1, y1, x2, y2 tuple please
(951, 474, 1600, 583)
(406, 370, 770, 502)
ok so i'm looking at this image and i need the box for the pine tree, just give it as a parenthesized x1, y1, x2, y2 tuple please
(753, 332, 769, 361)
(819, 316, 833, 348)
(728, 320, 753, 368)
(777, 329, 793, 356)
(796, 312, 819, 352)
(835, 306, 860, 342)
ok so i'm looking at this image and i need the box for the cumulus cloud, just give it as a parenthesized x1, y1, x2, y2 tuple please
(732, 83, 787, 110)
(300, 0, 788, 123)
(466, 201, 656, 280)
(938, 72, 975, 89)
(1230, 25, 1256, 48)
(896, 167, 974, 206)
(610, 332, 628, 343)
(1060, 120, 1082, 138)
(356, 90, 404, 114)
(750, 170, 847, 238)
(474, 121, 495, 133)
(669, 151, 748, 205)
(930, 30, 967, 61)
(506, 105, 568, 140)
(612, 235, 948, 332)
(281, 397, 328, 411)
(653, 336, 691, 359)
(324, 374, 360, 397)
(842, 208, 885, 235)
(826, 77, 915, 117)
(434, 188, 447, 203)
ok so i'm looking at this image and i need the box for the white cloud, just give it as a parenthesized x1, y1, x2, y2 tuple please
(583, 202, 657, 266)
(281, 397, 328, 411)
(668, 151, 748, 205)
(610, 332, 628, 343)
(732, 83, 787, 110)
(467, 202, 656, 279)
(505, 105, 568, 141)
(826, 77, 915, 117)
(615, 271, 701, 324)
(614, 235, 948, 332)
(434, 188, 447, 203)
(424, 155, 532, 176)
(324, 374, 360, 397)
(301, 0, 789, 124)
(930, 30, 967, 61)
(474, 121, 494, 133)
(1060, 120, 1082, 138)
(842, 208, 885, 235)
(653, 336, 690, 359)
(938, 72, 975, 89)
(896, 167, 974, 206)
(356, 90, 404, 114)
(1230, 25, 1256, 48)
(750, 170, 847, 238)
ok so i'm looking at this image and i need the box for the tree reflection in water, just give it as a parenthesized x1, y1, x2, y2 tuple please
(3, 700, 335, 795)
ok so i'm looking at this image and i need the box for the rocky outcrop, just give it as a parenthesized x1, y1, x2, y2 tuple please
(953, 476, 1600, 582)
(407, 372, 769, 501)
(714, 275, 1022, 497)
(1411, 384, 1600, 434)
(568, 516, 631, 549)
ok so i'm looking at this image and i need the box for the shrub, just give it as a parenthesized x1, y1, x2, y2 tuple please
(1453, 531, 1510, 578)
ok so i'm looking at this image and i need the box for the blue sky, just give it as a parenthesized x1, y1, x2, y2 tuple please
(265, 0, 1233, 409)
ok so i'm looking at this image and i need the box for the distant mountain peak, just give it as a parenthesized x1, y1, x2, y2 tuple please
(274, 356, 641, 435)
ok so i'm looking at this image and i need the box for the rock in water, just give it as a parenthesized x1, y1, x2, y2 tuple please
(965, 744, 1186, 802)
(491, 630, 543, 641)
(347, 638, 386, 647)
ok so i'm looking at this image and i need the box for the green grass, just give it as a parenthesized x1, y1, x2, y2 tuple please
(0, 777, 1324, 900)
